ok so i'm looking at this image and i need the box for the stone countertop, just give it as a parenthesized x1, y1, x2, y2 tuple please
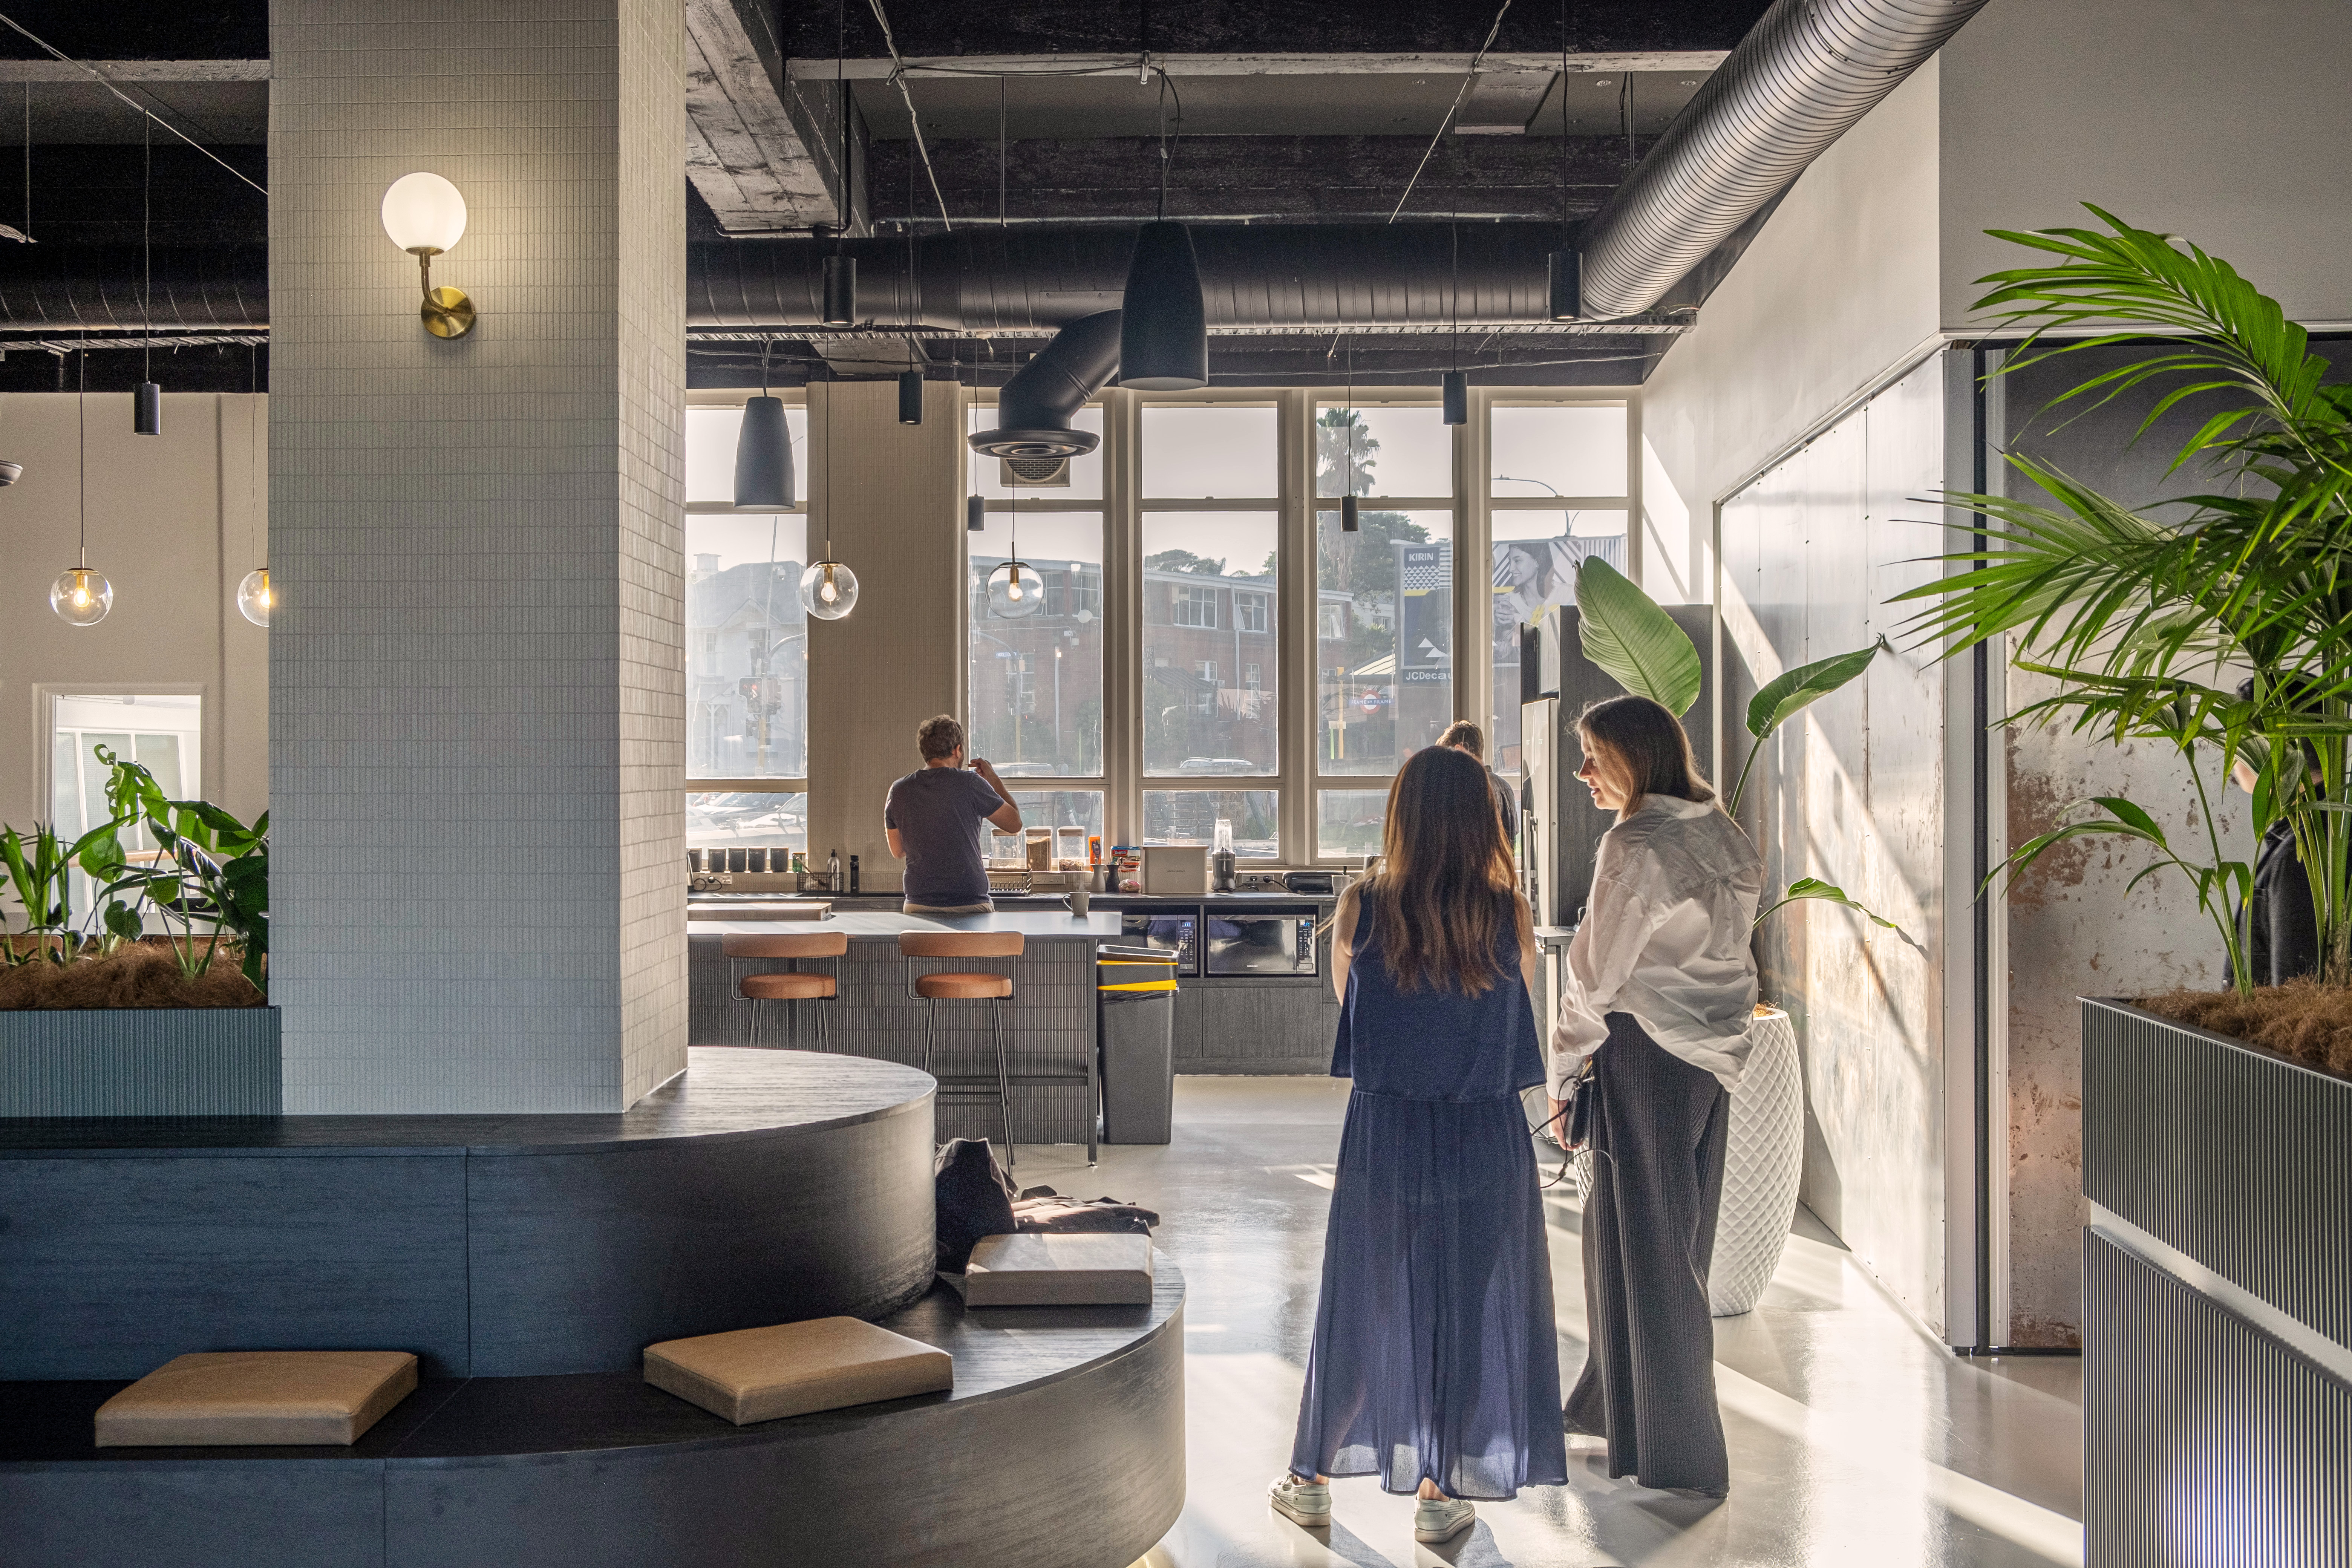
(690, 909, 1125, 940)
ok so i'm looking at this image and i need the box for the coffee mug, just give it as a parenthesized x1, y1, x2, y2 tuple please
(1065, 887, 1091, 917)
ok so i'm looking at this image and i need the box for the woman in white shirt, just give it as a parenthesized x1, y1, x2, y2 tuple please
(1551, 694, 1762, 1497)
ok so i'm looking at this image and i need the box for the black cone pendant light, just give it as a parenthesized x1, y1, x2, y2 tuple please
(133, 119, 161, 436)
(1547, 0, 1583, 322)
(1548, 248, 1582, 323)
(1119, 220, 1207, 390)
(735, 338, 796, 509)
(1119, 68, 1206, 390)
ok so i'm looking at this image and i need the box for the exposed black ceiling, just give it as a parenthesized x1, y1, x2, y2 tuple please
(774, 0, 1773, 60)
(0, 0, 1783, 387)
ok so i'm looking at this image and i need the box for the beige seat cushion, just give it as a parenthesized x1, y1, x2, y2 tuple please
(915, 972, 1012, 1000)
(644, 1317, 952, 1426)
(94, 1351, 418, 1447)
(741, 972, 836, 1000)
(964, 1233, 1156, 1307)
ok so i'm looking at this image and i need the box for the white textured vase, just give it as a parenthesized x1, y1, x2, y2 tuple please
(1707, 1007, 1803, 1316)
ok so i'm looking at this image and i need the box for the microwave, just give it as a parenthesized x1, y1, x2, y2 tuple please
(1118, 910, 1198, 976)
(1202, 907, 1320, 978)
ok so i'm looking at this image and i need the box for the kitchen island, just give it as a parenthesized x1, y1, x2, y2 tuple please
(689, 908, 1123, 1148)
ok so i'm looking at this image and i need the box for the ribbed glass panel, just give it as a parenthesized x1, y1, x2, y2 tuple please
(2087, 1232, 2350, 1567)
(0, 1009, 281, 1116)
(2084, 998, 2352, 1347)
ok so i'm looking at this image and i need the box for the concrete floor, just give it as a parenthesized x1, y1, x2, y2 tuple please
(1009, 1076, 2083, 1568)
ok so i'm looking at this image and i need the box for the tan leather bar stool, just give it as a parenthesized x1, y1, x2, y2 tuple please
(900, 931, 1021, 1165)
(723, 932, 848, 1050)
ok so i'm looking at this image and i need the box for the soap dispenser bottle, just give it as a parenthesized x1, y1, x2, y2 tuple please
(827, 847, 841, 893)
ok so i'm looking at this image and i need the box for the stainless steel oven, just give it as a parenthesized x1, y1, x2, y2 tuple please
(1202, 905, 1320, 978)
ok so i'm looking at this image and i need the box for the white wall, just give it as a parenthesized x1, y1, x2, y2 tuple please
(1940, 0, 2352, 331)
(0, 392, 269, 842)
(1640, 60, 1946, 596)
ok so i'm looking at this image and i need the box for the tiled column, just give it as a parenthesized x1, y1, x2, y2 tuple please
(270, 0, 687, 1112)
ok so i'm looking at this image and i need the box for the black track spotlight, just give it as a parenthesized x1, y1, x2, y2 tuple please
(1118, 220, 1207, 390)
(1548, 248, 1582, 322)
(898, 368, 924, 426)
(1341, 495, 1360, 534)
(134, 381, 162, 436)
(967, 494, 987, 532)
(734, 396, 796, 509)
(821, 253, 857, 327)
(1442, 370, 1468, 427)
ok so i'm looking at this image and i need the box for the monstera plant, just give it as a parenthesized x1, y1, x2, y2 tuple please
(1572, 554, 1900, 934)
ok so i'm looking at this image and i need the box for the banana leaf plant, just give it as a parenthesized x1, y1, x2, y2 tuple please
(0, 821, 122, 965)
(88, 747, 269, 991)
(1571, 556, 1900, 934)
(1892, 205, 2352, 991)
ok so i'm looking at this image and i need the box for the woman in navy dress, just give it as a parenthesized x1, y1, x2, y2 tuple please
(1271, 746, 1566, 1546)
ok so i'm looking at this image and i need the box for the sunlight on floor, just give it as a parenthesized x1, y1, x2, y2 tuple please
(1022, 1077, 2084, 1568)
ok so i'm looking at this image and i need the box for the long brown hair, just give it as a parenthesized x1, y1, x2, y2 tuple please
(1357, 745, 1522, 995)
(1575, 694, 1713, 815)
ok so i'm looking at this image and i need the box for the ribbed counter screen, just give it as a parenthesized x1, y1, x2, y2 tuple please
(2087, 1231, 2350, 1566)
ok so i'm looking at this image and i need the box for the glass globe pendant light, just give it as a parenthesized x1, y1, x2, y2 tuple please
(797, 381, 858, 621)
(51, 361, 112, 626)
(985, 485, 1043, 619)
(235, 383, 271, 626)
(237, 567, 273, 627)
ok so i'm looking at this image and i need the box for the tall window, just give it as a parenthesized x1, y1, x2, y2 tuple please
(1313, 403, 1456, 853)
(1138, 403, 1281, 854)
(51, 692, 202, 908)
(969, 403, 1107, 841)
(1488, 403, 1630, 776)
(685, 401, 810, 854)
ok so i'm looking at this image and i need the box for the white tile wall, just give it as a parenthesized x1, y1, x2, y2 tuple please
(270, 0, 687, 1113)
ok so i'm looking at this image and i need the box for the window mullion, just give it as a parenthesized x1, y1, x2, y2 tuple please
(1279, 389, 1315, 866)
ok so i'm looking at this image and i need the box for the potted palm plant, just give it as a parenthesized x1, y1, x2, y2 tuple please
(1569, 553, 1896, 1314)
(1900, 206, 2351, 1562)
(0, 747, 276, 1115)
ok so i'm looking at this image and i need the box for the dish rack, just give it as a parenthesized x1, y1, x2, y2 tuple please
(987, 871, 1033, 895)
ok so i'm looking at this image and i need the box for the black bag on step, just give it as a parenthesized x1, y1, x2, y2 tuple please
(933, 1138, 1018, 1272)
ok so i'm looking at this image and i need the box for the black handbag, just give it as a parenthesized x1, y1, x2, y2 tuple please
(1563, 1062, 1597, 1150)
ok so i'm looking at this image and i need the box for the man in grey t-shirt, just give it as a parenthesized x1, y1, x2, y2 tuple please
(884, 715, 1023, 913)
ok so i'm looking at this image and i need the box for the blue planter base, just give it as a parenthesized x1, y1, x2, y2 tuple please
(0, 1008, 281, 1116)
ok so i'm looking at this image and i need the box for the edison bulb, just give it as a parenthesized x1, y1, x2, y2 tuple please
(237, 567, 273, 627)
(986, 560, 1044, 620)
(798, 559, 858, 621)
(49, 565, 113, 627)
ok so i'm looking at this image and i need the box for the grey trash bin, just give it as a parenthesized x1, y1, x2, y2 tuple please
(1097, 945, 1178, 1145)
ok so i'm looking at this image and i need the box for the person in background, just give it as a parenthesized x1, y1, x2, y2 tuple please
(884, 715, 1021, 916)
(2232, 676, 2331, 984)
(1272, 746, 1565, 1546)
(1550, 694, 1763, 1498)
(1439, 719, 1519, 850)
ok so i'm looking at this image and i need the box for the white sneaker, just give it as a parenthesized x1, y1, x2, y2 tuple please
(1412, 1495, 1475, 1544)
(1268, 1474, 1331, 1528)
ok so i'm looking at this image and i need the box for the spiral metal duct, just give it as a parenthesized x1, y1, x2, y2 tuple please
(0, 245, 270, 331)
(689, 223, 1561, 332)
(1575, 0, 1990, 318)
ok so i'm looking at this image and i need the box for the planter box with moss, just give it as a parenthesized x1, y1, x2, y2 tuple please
(1, 945, 277, 1116)
(2082, 995, 2352, 1563)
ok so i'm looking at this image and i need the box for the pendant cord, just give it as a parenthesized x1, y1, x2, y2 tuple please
(1559, 0, 1571, 242)
(998, 75, 1007, 230)
(835, 0, 847, 251)
(21, 81, 28, 239)
(1346, 337, 1355, 498)
(250, 353, 263, 570)
(75, 349, 85, 564)
(1450, 223, 1459, 372)
(141, 114, 151, 384)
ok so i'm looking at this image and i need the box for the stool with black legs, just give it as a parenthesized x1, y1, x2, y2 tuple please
(724, 931, 847, 1050)
(899, 930, 1023, 1166)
